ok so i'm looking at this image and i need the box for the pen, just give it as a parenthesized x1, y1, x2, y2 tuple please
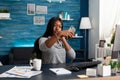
(56, 70, 59, 72)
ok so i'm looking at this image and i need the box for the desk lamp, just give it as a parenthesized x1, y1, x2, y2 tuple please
(80, 17, 92, 61)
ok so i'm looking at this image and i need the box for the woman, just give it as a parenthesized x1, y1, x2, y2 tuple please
(39, 17, 76, 64)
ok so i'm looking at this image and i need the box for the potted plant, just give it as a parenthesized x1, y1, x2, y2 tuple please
(0, 9, 9, 13)
(109, 60, 117, 75)
(117, 61, 120, 72)
(0, 9, 10, 19)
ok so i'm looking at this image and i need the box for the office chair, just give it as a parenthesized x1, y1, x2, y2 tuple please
(9, 47, 34, 64)
(71, 49, 85, 63)
(32, 37, 42, 59)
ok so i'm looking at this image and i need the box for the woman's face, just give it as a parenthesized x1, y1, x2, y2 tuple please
(53, 20, 62, 34)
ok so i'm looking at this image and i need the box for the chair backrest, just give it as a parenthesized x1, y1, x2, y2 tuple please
(9, 47, 34, 64)
(33, 37, 42, 59)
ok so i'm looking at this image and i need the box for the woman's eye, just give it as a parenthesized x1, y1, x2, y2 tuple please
(59, 26, 62, 28)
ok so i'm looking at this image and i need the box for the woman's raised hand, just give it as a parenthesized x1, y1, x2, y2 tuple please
(55, 30, 74, 39)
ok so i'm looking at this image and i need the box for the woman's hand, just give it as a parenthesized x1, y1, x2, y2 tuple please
(55, 30, 74, 39)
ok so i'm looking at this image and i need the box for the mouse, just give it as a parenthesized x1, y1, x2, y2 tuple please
(69, 66, 80, 72)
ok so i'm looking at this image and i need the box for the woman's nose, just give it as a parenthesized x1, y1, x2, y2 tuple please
(56, 27, 59, 30)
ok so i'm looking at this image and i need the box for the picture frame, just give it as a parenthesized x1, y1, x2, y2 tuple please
(36, 5, 47, 14)
(27, 4, 35, 15)
(33, 16, 45, 25)
(99, 40, 106, 47)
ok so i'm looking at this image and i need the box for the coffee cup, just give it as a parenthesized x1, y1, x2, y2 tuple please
(30, 58, 42, 71)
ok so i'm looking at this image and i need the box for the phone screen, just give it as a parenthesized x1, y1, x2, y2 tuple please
(69, 26, 76, 34)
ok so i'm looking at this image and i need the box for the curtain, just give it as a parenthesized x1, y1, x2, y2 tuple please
(100, 0, 120, 43)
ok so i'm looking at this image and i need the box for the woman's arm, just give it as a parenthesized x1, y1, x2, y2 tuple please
(45, 35, 59, 48)
(61, 37, 71, 51)
(61, 37, 76, 59)
(67, 48, 76, 59)
(45, 30, 73, 48)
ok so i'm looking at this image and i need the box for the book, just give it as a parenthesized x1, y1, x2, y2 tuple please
(0, 66, 42, 78)
(49, 68, 72, 75)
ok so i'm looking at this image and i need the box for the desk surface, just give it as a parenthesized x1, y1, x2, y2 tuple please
(0, 62, 120, 80)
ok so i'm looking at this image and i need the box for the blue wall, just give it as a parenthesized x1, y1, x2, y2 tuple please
(0, 0, 88, 64)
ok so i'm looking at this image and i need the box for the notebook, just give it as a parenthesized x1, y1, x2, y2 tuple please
(49, 68, 72, 75)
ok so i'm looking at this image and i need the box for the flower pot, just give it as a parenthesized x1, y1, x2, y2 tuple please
(117, 68, 120, 73)
(97, 65, 111, 76)
(111, 68, 117, 75)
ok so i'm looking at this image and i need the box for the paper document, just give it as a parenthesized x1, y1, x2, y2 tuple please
(49, 68, 72, 75)
(77, 75, 88, 78)
(0, 66, 42, 78)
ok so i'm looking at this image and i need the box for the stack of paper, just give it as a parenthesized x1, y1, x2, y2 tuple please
(0, 66, 42, 78)
(49, 68, 72, 75)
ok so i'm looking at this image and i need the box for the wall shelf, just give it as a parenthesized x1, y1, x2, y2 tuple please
(47, 0, 65, 3)
(72, 36, 83, 38)
(0, 17, 11, 20)
(4, 0, 21, 1)
(61, 18, 74, 21)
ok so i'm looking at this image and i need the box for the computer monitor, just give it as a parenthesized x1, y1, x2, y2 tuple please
(112, 25, 120, 60)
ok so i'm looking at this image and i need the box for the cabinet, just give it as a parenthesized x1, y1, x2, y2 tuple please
(95, 44, 112, 60)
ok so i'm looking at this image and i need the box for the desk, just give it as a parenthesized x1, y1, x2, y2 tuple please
(0, 62, 120, 80)
(0, 63, 85, 80)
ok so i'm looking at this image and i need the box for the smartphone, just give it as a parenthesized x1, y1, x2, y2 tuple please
(69, 26, 76, 34)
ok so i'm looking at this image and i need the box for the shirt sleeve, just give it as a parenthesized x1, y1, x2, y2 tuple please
(66, 48, 76, 59)
(39, 37, 51, 52)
